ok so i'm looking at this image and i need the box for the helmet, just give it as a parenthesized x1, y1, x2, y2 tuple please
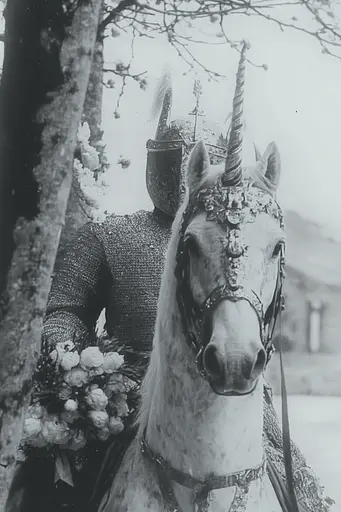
(146, 43, 250, 217)
(146, 77, 228, 217)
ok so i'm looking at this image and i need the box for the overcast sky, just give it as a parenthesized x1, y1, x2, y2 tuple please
(100, 3, 341, 240)
(0, 6, 340, 238)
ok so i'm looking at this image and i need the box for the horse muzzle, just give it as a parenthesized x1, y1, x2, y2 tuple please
(201, 340, 267, 396)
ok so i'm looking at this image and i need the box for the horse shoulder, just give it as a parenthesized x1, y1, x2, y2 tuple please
(99, 438, 164, 512)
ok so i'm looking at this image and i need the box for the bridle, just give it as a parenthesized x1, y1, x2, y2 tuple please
(174, 178, 285, 389)
(140, 177, 300, 512)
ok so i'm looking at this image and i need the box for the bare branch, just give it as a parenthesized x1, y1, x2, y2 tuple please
(100, 0, 139, 31)
(103, 67, 147, 79)
(101, 0, 341, 111)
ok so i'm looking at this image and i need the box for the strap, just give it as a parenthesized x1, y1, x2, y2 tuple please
(279, 343, 300, 512)
(265, 302, 300, 512)
(141, 434, 266, 493)
(267, 458, 291, 512)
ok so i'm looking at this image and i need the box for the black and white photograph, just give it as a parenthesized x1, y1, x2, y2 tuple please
(0, 0, 340, 510)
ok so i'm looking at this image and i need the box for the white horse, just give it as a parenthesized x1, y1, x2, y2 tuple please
(99, 125, 288, 511)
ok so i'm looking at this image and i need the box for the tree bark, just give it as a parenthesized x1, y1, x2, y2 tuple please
(82, 21, 104, 153)
(59, 1, 105, 250)
(0, 0, 102, 506)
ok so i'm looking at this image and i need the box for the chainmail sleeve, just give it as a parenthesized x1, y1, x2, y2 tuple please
(42, 222, 112, 350)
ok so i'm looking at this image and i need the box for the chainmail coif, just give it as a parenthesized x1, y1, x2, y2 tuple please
(41, 209, 333, 512)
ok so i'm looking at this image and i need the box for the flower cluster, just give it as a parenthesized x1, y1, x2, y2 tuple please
(74, 122, 110, 223)
(22, 339, 136, 452)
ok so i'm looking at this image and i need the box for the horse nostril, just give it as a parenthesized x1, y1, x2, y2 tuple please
(241, 348, 266, 380)
(203, 344, 222, 380)
(251, 348, 266, 378)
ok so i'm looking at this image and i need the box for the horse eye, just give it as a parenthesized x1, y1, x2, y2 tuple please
(272, 241, 284, 258)
(184, 236, 200, 256)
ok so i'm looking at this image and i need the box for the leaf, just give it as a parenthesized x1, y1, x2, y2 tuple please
(54, 452, 74, 487)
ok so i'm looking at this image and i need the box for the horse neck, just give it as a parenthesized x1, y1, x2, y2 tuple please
(139, 246, 265, 480)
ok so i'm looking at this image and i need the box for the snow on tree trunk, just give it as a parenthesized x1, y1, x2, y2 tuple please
(0, 0, 102, 506)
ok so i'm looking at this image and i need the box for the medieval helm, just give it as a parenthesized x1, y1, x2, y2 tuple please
(146, 43, 250, 217)
(146, 77, 228, 218)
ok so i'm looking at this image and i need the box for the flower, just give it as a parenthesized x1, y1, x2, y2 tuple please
(27, 404, 43, 419)
(58, 383, 72, 400)
(80, 347, 104, 369)
(78, 122, 91, 143)
(61, 410, 79, 424)
(108, 417, 124, 435)
(111, 394, 129, 417)
(88, 366, 104, 378)
(64, 399, 78, 412)
(105, 374, 126, 396)
(64, 367, 89, 388)
(41, 418, 71, 444)
(50, 341, 76, 364)
(88, 410, 109, 429)
(85, 388, 108, 411)
(103, 352, 124, 374)
(97, 427, 110, 441)
(60, 352, 80, 371)
(22, 418, 42, 440)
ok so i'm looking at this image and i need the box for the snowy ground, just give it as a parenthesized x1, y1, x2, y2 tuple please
(273, 395, 341, 507)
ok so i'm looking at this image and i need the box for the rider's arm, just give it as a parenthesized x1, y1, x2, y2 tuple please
(42, 222, 112, 348)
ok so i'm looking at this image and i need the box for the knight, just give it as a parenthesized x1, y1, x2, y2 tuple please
(6, 55, 333, 512)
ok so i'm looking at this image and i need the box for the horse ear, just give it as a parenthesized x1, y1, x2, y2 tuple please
(253, 142, 262, 162)
(256, 141, 281, 190)
(186, 140, 210, 192)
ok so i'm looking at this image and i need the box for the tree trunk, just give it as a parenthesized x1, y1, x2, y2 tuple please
(82, 22, 104, 153)
(0, 0, 103, 506)
(59, 2, 105, 250)
(58, 174, 94, 250)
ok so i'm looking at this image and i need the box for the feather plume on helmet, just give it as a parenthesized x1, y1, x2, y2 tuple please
(146, 72, 229, 218)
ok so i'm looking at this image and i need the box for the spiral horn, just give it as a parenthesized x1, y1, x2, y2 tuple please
(222, 41, 250, 186)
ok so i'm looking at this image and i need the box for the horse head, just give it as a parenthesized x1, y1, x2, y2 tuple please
(174, 42, 285, 397)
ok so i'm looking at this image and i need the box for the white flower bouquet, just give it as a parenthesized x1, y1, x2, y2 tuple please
(21, 334, 138, 453)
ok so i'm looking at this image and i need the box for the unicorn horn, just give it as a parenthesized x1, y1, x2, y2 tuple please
(222, 41, 250, 186)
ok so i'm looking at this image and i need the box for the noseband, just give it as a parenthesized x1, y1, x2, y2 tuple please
(174, 178, 285, 384)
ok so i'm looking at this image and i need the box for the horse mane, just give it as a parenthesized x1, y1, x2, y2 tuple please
(136, 198, 187, 435)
